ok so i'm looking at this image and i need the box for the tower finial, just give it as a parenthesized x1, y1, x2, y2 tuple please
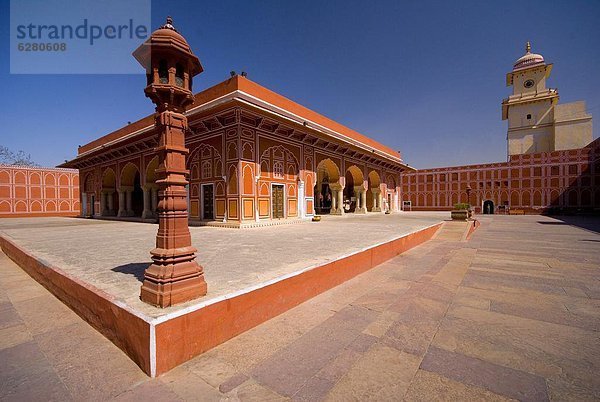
(525, 41, 531, 53)
(160, 16, 178, 32)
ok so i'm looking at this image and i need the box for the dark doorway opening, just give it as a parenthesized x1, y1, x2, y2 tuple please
(483, 200, 494, 214)
(132, 172, 144, 217)
(202, 184, 214, 220)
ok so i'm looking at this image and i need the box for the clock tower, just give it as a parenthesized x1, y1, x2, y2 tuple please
(502, 42, 592, 156)
(502, 42, 558, 156)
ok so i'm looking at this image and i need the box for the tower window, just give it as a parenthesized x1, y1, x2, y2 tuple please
(175, 63, 184, 87)
(526, 114, 532, 120)
(158, 59, 168, 84)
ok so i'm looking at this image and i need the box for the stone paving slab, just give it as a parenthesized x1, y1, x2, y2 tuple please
(1, 214, 599, 400)
(0, 212, 445, 318)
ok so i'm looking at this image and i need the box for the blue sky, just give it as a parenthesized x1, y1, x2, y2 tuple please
(1, 0, 598, 169)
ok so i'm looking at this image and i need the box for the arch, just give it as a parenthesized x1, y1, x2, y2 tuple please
(188, 143, 222, 170)
(145, 156, 159, 185)
(243, 165, 254, 195)
(522, 191, 531, 207)
(386, 174, 397, 191)
(15, 171, 26, 185)
(60, 201, 71, 211)
(228, 165, 238, 194)
(59, 174, 69, 186)
(316, 158, 341, 183)
(30, 172, 41, 185)
(346, 165, 364, 184)
(533, 190, 542, 206)
(581, 189, 591, 206)
(119, 162, 143, 217)
(568, 190, 578, 207)
(368, 170, 381, 188)
(550, 189, 560, 206)
(483, 200, 494, 214)
(0, 201, 10, 213)
(83, 173, 94, 193)
(314, 158, 341, 214)
(260, 145, 300, 178)
(102, 168, 116, 190)
(31, 200, 42, 212)
(45, 200, 56, 212)
(15, 200, 27, 212)
(0, 170, 10, 184)
(44, 173, 55, 186)
(367, 170, 381, 211)
(120, 162, 139, 188)
(510, 191, 519, 207)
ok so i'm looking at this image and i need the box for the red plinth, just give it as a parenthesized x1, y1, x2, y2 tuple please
(140, 111, 207, 307)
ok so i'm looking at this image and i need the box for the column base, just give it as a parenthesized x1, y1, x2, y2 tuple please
(117, 210, 126, 218)
(371, 207, 382, 212)
(355, 207, 367, 214)
(330, 209, 344, 215)
(140, 247, 208, 308)
(141, 210, 154, 219)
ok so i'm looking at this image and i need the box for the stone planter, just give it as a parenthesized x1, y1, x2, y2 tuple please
(312, 215, 321, 222)
(451, 210, 469, 221)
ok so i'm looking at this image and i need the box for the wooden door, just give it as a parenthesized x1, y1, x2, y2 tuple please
(202, 184, 214, 220)
(272, 185, 284, 219)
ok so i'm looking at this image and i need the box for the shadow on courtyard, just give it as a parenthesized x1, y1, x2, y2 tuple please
(538, 215, 600, 235)
(111, 263, 149, 282)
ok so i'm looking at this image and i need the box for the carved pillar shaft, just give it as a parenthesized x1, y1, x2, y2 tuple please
(107, 192, 114, 214)
(100, 192, 107, 215)
(142, 187, 152, 219)
(126, 190, 133, 216)
(117, 190, 126, 217)
(140, 111, 207, 307)
(151, 187, 158, 214)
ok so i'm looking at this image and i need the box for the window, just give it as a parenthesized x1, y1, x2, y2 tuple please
(526, 114, 532, 120)
(201, 161, 212, 179)
(273, 161, 284, 178)
(569, 164, 578, 175)
(158, 59, 168, 84)
(175, 63, 184, 87)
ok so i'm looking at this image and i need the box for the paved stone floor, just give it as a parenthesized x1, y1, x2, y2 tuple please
(1, 214, 599, 401)
(0, 212, 444, 318)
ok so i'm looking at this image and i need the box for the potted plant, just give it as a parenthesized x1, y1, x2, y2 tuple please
(451, 203, 470, 221)
(312, 215, 321, 222)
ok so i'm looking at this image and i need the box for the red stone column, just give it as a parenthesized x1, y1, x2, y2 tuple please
(140, 111, 207, 307)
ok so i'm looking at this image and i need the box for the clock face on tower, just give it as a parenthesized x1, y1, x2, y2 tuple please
(524, 79, 535, 89)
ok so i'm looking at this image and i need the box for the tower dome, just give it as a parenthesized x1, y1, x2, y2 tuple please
(513, 41, 545, 71)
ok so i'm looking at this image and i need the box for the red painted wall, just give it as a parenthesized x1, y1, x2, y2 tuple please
(0, 165, 80, 217)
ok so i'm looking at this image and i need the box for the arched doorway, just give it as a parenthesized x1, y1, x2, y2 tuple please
(101, 168, 117, 216)
(367, 170, 382, 212)
(83, 173, 95, 217)
(483, 200, 494, 214)
(119, 163, 143, 217)
(143, 157, 159, 219)
(314, 159, 341, 214)
(344, 165, 365, 213)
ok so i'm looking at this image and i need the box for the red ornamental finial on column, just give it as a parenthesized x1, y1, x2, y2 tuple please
(133, 17, 207, 307)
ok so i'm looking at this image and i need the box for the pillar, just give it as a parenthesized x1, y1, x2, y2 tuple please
(107, 191, 114, 215)
(117, 190, 126, 217)
(100, 192, 107, 216)
(151, 187, 158, 216)
(355, 186, 366, 214)
(377, 192, 383, 213)
(372, 190, 382, 212)
(125, 190, 133, 216)
(330, 184, 344, 215)
(142, 186, 153, 219)
(140, 110, 207, 307)
(338, 186, 344, 214)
